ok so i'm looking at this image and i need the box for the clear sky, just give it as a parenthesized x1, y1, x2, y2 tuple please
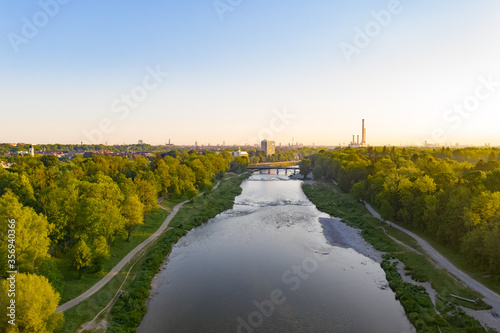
(1, 0, 500, 146)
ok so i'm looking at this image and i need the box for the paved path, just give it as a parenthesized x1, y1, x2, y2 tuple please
(57, 178, 227, 312)
(365, 202, 500, 327)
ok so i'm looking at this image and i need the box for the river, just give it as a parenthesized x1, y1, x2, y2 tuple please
(138, 172, 414, 332)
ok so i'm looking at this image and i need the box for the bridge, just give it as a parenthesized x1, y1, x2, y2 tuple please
(247, 165, 299, 174)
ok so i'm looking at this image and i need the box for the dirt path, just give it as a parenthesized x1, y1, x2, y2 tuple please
(57, 178, 228, 313)
(365, 202, 500, 329)
(379, 227, 420, 254)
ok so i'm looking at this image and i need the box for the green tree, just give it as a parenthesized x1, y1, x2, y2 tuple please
(0, 191, 52, 274)
(72, 240, 92, 278)
(176, 164, 198, 197)
(74, 179, 125, 243)
(41, 155, 59, 167)
(154, 162, 172, 197)
(0, 171, 36, 207)
(92, 236, 110, 272)
(122, 194, 144, 241)
(229, 156, 249, 173)
(134, 178, 158, 212)
(38, 259, 64, 293)
(0, 273, 64, 333)
(484, 169, 500, 192)
(299, 158, 311, 179)
(39, 180, 79, 247)
(189, 158, 211, 189)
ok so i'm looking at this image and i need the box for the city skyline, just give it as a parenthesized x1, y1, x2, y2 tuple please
(1, 1, 500, 146)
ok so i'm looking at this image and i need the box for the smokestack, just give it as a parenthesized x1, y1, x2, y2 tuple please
(361, 119, 366, 145)
(357, 135, 359, 144)
(352, 135, 355, 144)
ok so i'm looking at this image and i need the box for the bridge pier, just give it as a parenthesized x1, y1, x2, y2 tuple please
(246, 166, 299, 174)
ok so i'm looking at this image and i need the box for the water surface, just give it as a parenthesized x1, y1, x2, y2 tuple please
(139, 173, 413, 332)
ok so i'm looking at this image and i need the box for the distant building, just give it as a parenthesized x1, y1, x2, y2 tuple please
(424, 140, 439, 148)
(1, 161, 12, 169)
(138, 140, 144, 145)
(232, 149, 248, 157)
(29, 145, 35, 157)
(261, 139, 275, 156)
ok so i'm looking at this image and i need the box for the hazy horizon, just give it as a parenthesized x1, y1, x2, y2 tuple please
(2, 1, 500, 146)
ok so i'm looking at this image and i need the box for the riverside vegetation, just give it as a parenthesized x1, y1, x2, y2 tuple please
(303, 183, 493, 332)
(309, 147, 500, 280)
(0, 150, 250, 332)
(107, 173, 250, 332)
(303, 146, 500, 332)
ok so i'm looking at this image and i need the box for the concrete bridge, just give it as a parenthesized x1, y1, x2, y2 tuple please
(247, 166, 299, 174)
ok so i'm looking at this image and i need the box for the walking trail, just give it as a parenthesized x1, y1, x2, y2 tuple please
(57, 178, 227, 313)
(364, 202, 500, 329)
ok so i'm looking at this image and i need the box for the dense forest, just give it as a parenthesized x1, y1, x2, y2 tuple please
(0, 150, 247, 331)
(309, 147, 500, 276)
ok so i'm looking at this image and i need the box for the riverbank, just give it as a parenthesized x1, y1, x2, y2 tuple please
(364, 201, 500, 331)
(54, 208, 170, 333)
(56, 208, 169, 305)
(137, 172, 416, 333)
(303, 181, 496, 332)
(107, 173, 251, 332)
(320, 217, 382, 263)
(53, 174, 249, 333)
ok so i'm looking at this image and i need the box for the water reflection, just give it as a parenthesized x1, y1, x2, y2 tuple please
(139, 173, 414, 333)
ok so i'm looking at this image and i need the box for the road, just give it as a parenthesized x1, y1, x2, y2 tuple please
(365, 202, 500, 328)
(57, 178, 227, 313)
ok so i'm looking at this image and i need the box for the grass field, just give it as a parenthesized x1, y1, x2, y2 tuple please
(159, 196, 186, 210)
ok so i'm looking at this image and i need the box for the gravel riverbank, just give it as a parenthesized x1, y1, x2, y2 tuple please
(320, 217, 382, 263)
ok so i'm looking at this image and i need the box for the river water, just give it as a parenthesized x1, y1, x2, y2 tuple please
(138, 173, 414, 333)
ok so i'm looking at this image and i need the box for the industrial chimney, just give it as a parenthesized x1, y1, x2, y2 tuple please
(361, 119, 366, 146)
